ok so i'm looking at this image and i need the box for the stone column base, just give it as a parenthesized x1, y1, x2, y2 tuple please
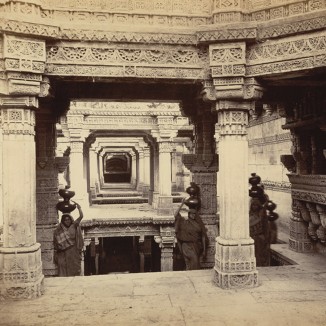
(213, 237, 258, 289)
(148, 189, 154, 205)
(0, 243, 44, 300)
(152, 191, 159, 209)
(137, 182, 144, 192)
(289, 219, 314, 252)
(157, 196, 174, 216)
(142, 185, 150, 198)
(213, 269, 258, 289)
(90, 187, 97, 199)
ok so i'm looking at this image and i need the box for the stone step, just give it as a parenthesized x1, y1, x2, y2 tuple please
(97, 192, 141, 198)
(92, 197, 148, 204)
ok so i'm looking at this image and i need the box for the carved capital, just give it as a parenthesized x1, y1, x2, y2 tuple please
(70, 141, 84, 153)
(217, 110, 248, 136)
(158, 141, 173, 154)
(0, 97, 38, 135)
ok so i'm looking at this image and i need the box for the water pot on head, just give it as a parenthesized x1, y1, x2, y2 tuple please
(184, 182, 200, 210)
(56, 186, 77, 213)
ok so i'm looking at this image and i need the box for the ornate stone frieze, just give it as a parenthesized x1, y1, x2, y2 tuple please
(0, 18, 60, 39)
(39, 0, 211, 28)
(260, 180, 292, 193)
(45, 43, 208, 79)
(70, 101, 181, 116)
(82, 222, 161, 238)
(248, 132, 291, 146)
(291, 174, 326, 203)
(291, 190, 326, 205)
(61, 29, 198, 44)
(248, 110, 281, 126)
(85, 116, 156, 129)
(246, 30, 326, 76)
(197, 26, 257, 43)
(257, 12, 326, 40)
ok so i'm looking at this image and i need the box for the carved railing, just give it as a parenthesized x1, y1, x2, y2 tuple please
(288, 174, 326, 244)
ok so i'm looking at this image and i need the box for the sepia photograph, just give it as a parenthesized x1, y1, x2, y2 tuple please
(0, 0, 326, 325)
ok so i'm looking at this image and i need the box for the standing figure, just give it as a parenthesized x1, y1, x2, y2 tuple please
(53, 202, 84, 276)
(249, 197, 270, 267)
(174, 197, 207, 270)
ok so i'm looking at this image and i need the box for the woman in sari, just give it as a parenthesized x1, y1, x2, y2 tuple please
(53, 202, 84, 276)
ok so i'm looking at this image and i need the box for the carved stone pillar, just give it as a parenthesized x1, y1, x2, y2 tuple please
(136, 147, 144, 192)
(171, 150, 178, 192)
(0, 97, 44, 299)
(130, 151, 137, 188)
(195, 112, 218, 268)
(155, 226, 175, 272)
(69, 141, 88, 206)
(89, 147, 98, 199)
(183, 104, 218, 269)
(157, 141, 174, 215)
(142, 147, 150, 197)
(98, 151, 105, 188)
(213, 100, 258, 289)
(151, 143, 159, 208)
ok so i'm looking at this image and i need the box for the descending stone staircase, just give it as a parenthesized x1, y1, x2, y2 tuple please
(92, 188, 185, 205)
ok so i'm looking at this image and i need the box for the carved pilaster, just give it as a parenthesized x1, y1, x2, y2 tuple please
(69, 140, 88, 205)
(35, 103, 60, 276)
(0, 96, 44, 299)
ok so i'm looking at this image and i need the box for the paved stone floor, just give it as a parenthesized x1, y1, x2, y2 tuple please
(1, 243, 326, 326)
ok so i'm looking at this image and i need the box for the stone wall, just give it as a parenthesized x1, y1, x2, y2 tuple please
(248, 112, 292, 236)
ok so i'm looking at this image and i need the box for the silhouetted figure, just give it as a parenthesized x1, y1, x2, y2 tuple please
(174, 183, 207, 270)
(249, 197, 271, 266)
(249, 173, 279, 266)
